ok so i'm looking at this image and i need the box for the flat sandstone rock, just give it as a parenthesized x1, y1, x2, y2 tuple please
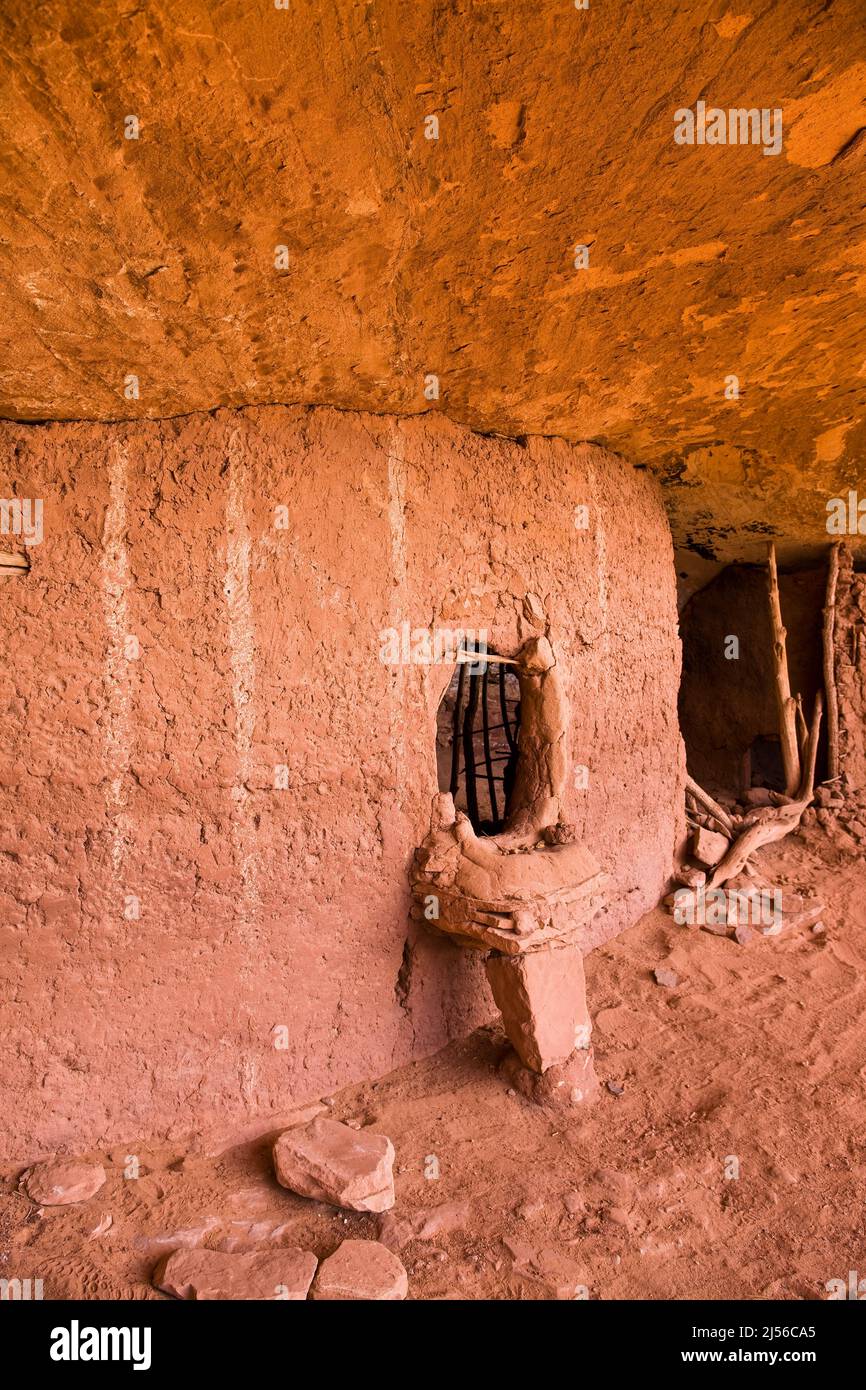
(23, 1159, 106, 1206)
(690, 826, 730, 868)
(153, 1247, 317, 1301)
(311, 1240, 408, 1301)
(273, 1116, 396, 1212)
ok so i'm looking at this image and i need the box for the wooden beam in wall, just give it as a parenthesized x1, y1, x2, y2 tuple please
(0, 551, 29, 574)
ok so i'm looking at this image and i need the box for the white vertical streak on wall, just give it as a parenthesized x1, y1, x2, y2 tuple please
(102, 438, 131, 886)
(224, 430, 260, 1030)
(387, 425, 408, 795)
(589, 463, 610, 688)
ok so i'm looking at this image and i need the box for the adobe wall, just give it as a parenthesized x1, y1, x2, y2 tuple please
(836, 546, 866, 793)
(0, 407, 683, 1161)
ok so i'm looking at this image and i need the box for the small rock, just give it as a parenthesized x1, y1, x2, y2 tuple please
(218, 1220, 294, 1253)
(273, 1116, 395, 1213)
(377, 1200, 471, 1250)
(726, 872, 758, 894)
(591, 1167, 636, 1209)
(542, 822, 576, 846)
(376, 1211, 417, 1251)
(743, 787, 774, 807)
(500, 1046, 599, 1110)
(690, 826, 730, 868)
(761, 920, 784, 937)
(702, 920, 731, 937)
(606, 1081, 625, 1096)
(153, 1247, 317, 1300)
(653, 965, 679, 988)
(563, 1191, 584, 1215)
(22, 1160, 106, 1207)
(516, 1197, 546, 1222)
(664, 887, 700, 924)
(816, 808, 831, 826)
(734, 922, 754, 945)
(311, 1239, 407, 1300)
(415, 1201, 471, 1241)
(607, 1206, 632, 1228)
(133, 1217, 221, 1257)
(812, 920, 826, 934)
(673, 864, 706, 889)
(783, 897, 825, 932)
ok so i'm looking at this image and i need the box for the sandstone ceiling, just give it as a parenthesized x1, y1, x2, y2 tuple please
(1, 1, 865, 564)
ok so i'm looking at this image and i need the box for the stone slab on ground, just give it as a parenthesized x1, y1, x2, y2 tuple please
(22, 1160, 106, 1207)
(153, 1247, 317, 1300)
(311, 1239, 408, 1300)
(273, 1116, 395, 1212)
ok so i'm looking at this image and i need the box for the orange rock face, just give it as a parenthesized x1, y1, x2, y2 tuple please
(0, 2, 864, 559)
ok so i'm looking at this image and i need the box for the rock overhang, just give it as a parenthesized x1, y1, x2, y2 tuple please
(0, 0, 864, 563)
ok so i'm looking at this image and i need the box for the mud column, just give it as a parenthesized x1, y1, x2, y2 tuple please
(485, 942, 599, 1109)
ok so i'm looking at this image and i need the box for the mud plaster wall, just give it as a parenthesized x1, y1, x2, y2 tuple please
(679, 566, 826, 792)
(0, 408, 683, 1163)
(836, 548, 866, 793)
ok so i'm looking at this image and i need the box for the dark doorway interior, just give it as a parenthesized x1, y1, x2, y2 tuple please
(678, 563, 826, 797)
(436, 650, 521, 835)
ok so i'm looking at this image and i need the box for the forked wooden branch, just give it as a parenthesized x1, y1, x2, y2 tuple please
(794, 694, 809, 761)
(797, 688, 823, 803)
(684, 774, 734, 834)
(766, 542, 802, 797)
(710, 691, 823, 888)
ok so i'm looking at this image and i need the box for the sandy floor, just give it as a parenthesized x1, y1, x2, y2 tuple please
(3, 821, 865, 1302)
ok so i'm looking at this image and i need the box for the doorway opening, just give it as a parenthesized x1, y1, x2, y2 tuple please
(435, 647, 521, 835)
(678, 560, 826, 801)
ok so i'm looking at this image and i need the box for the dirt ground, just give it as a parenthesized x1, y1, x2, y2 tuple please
(2, 821, 865, 1302)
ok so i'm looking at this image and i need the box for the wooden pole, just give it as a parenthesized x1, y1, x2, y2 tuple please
(822, 541, 841, 782)
(456, 651, 517, 667)
(0, 551, 29, 572)
(766, 543, 801, 797)
(794, 694, 809, 761)
(798, 688, 823, 803)
(685, 773, 734, 834)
